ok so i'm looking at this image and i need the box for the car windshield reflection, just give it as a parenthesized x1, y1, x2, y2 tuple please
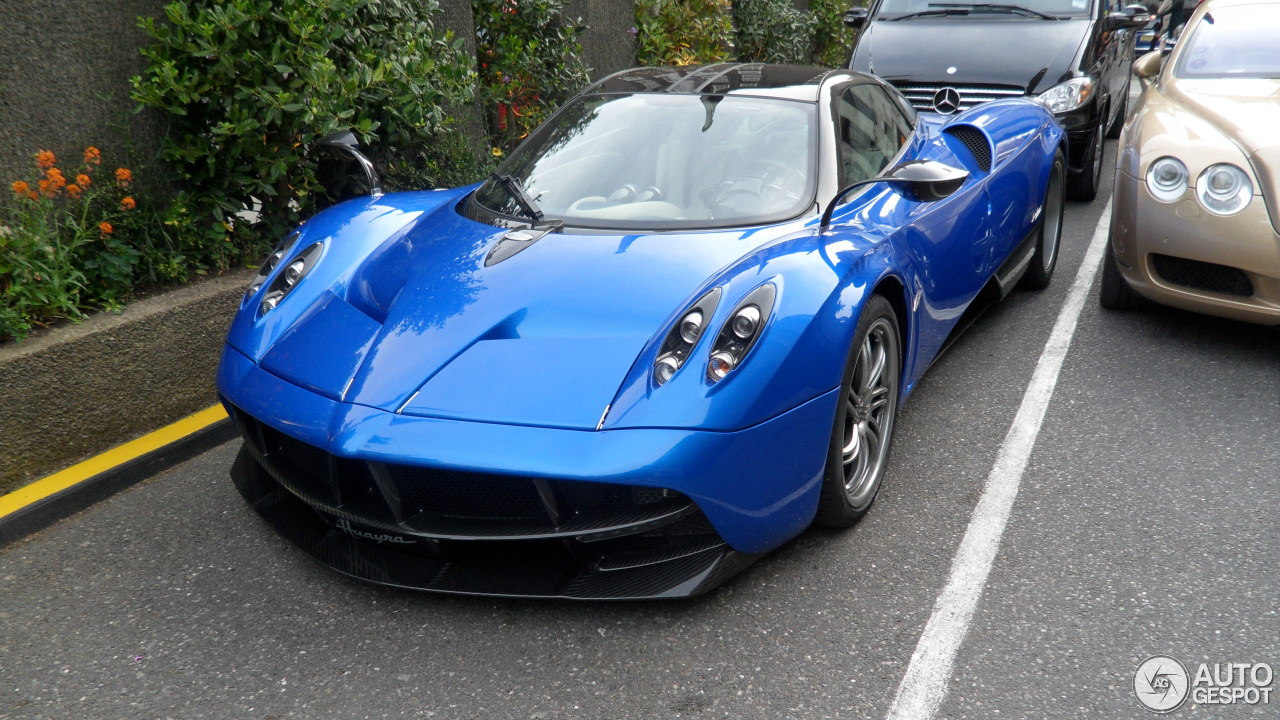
(472, 93, 817, 231)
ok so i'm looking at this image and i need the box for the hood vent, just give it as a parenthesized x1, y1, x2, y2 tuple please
(943, 124, 993, 173)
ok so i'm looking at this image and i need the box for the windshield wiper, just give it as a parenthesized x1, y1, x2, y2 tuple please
(887, 7, 972, 20)
(489, 172, 544, 222)
(928, 3, 1058, 19)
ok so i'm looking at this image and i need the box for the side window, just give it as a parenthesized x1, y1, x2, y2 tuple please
(835, 84, 912, 187)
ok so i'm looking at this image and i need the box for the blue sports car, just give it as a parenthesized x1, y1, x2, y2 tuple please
(219, 64, 1065, 599)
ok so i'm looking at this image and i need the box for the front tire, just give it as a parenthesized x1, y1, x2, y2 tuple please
(1020, 149, 1065, 290)
(1099, 242, 1149, 310)
(815, 295, 901, 528)
(1067, 118, 1105, 202)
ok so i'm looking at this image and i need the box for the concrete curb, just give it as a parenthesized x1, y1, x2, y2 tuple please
(0, 268, 255, 497)
(0, 418, 237, 549)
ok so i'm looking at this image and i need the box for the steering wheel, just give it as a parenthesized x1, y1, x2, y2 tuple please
(704, 160, 807, 218)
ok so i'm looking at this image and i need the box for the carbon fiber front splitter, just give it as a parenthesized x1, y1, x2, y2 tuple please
(231, 447, 759, 600)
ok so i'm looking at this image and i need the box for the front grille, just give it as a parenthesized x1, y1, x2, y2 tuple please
(892, 82, 1025, 113)
(1152, 254, 1254, 297)
(230, 406, 724, 550)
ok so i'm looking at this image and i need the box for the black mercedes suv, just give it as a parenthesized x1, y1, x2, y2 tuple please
(845, 0, 1148, 200)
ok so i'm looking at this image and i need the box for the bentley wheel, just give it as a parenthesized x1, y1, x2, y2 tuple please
(1067, 119, 1105, 202)
(815, 295, 901, 528)
(1020, 149, 1065, 290)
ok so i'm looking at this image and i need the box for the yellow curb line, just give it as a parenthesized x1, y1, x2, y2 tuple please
(0, 404, 228, 520)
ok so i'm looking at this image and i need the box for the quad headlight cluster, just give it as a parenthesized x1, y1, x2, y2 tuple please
(1145, 157, 1253, 215)
(652, 283, 777, 387)
(245, 231, 324, 315)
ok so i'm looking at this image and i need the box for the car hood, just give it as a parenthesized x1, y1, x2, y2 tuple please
(246, 196, 797, 430)
(852, 18, 1088, 93)
(1163, 77, 1280, 233)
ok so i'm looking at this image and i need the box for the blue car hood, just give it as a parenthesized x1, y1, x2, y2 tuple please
(246, 195, 798, 431)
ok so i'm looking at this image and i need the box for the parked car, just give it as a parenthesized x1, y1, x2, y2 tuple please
(1101, 0, 1280, 326)
(219, 64, 1065, 599)
(844, 0, 1148, 200)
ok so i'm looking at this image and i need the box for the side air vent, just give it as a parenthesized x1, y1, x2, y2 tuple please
(943, 125, 992, 173)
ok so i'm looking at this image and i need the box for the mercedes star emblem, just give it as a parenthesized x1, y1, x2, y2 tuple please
(933, 87, 962, 114)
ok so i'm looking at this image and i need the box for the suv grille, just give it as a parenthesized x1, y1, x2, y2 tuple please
(893, 82, 1025, 113)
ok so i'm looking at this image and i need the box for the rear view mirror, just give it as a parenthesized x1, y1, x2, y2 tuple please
(821, 160, 969, 230)
(1133, 50, 1162, 85)
(315, 130, 383, 208)
(844, 6, 869, 28)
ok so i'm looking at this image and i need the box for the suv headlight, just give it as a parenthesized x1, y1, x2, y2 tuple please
(1036, 77, 1095, 114)
(1196, 164, 1252, 215)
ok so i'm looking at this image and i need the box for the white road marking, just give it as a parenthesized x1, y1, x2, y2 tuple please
(884, 199, 1113, 720)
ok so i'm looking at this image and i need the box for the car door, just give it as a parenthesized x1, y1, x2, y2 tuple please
(831, 81, 993, 364)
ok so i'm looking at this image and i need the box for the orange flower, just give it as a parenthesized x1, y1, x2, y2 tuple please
(120, 196, 136, 210)
(45, 168, 66, 189)
(36, 150, 56, 169)
(114, 168, 133, 187)
(98, 222, 113, 235)
(11, 180, 29, 197)
(83, 147, 102, 165)
(66, 184, 83, 199)
(76, 174, 91, 188)
(38, 178, 59, 197)
(26, 191, 37, 201)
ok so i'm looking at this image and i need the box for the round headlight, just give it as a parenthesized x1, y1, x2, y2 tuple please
(707, 351, 736, 381)
(1146, 157, 1188, 202)
(653, 354, 680, 386)
(284, 259, 306, 286)
(1196, 164, 1252, 215)
(678, 310, 703, 344)
(260, 293, 281, 314)
(731, 306, 761, 339)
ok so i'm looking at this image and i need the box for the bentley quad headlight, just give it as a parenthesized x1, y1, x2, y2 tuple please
(1196, 164, 1252, 215)
(1036, 77, 1095, 114)
(652, 288, 721, 387)
(706, 284, 776, 384)
(1146, 157, 1189, 203)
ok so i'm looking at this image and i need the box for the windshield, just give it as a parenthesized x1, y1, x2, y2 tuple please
(472, 93, 817, 231)
(876, 0, 1091, 19)
(1175, 6, 1280, 79)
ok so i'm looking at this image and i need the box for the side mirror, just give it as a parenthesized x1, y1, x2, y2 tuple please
(820, 161, 969, 231)
(1102, 11, 1148, 31)
(315, 130, 383, 205)
(1133, 50, 1162, 85)
(844, 6, 869, 28)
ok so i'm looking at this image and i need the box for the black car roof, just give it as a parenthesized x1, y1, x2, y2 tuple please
(589, 63, 863, 102)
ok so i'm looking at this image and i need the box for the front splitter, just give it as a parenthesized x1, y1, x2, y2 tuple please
(231, 447, 759, 600)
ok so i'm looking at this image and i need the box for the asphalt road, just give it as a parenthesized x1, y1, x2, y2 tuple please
(2, 141, 1277, 720)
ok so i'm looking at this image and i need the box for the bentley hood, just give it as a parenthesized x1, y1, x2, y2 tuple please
(851, 18, 1088, 94)
(1146, 78, 1280, 235)
(227, 192, 798, 430)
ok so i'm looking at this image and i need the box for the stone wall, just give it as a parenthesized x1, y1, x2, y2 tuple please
(0, 0, 169, 188)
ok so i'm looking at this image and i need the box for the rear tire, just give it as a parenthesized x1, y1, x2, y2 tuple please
(1099, 242, 1149, 310)
(815, 295, 901, 528)
(1067, 119, 1105, 202)
(1020, 149, 1065, 290)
